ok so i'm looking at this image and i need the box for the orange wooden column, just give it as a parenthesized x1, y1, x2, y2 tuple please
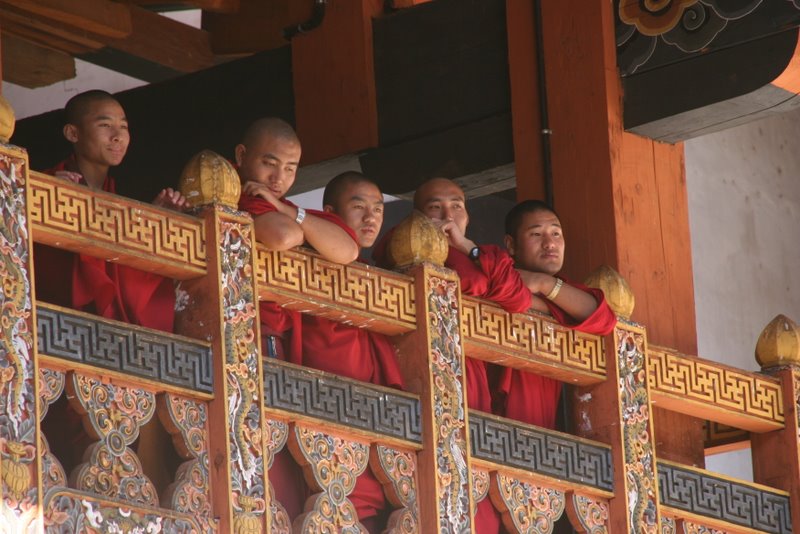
(509, 0, 704, 467)
(291, 0, 382, 165)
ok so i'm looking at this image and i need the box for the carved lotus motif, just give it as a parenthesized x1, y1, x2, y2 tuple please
(386, 210, 449, 268)
(180, 149, 241, 209)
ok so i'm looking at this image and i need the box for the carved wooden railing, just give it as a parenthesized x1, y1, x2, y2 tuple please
(1, 105, 799, 532)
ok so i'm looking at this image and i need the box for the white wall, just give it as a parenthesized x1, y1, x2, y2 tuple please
(685, 108, 800, 480)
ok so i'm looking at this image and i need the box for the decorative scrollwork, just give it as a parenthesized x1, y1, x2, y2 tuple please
(374, 445, 419, 534)
(292, 425, 370, 533)
(159, 393, 215, 532)
(566, 492, 609, 534)
(648, 346, 783, 431)
(68, 373, 158, 506)
(264, 418, 290, 534)
(0, 150, 39, 526)
(493, 473, 565, 534)
(38, 368, 67, 493)
(616, 324, 658, 533)
(256, 245, 416, 335)
(661, 516, 677, 534)
(461, 298, 606, 383)
(472, 468, 490, 506)
(678, 521, 725, 534)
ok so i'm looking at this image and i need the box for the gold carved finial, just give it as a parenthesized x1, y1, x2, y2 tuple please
(386, 210, 449, 268)
(179, 149, 241, 209)
(0, 94, 16, 144)
(584, 265, 634, 320)
(755, 314, 800, 369)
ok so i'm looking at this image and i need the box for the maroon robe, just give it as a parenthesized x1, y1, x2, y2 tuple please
(239, 193, 401, 526)
(495, 279, 616, 429)
(35, 159, 175, 332)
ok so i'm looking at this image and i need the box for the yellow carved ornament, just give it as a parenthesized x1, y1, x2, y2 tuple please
(2, 441, 30, 500)
(179, 149, 241, 209)
(584, 265, 634, 320)
(0, 95, 16, 144)
(755, 314, 800, 369)
(386, 210, 448, 268)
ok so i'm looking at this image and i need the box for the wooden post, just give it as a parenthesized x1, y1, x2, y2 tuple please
(389, 214, 473, 532)
(0, 101, 43, 531)
(291, 0, 382, 164)
(515, 0, 706, 468)
(751, 315, 800, 528)
(175, 152, 271, 533)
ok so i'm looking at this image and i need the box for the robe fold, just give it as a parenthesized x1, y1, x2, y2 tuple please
(239, 192, 400, 524)
(495, 279, 616, 429)
(35, 159, 175, 332)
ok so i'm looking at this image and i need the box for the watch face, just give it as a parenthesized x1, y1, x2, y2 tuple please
(469, 247, 480, 260)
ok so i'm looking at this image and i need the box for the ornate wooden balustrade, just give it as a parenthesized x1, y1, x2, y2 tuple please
(1, 104, 799, 533)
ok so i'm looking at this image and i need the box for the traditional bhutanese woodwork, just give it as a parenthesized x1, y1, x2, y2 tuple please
(2, 107, 800, 531)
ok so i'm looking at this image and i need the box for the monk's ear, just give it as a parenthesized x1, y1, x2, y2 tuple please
(503, 234, 516, 257)
(234, 144, 246, 166)
(63, 124, 79, 143)
(322, 204, 335, 214)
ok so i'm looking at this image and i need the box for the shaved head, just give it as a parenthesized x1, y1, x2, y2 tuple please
(240, 117, 299, 149)
(323, 171, 377, 207)
(413, 177, 464, 210)
(64, 90, 120, 126)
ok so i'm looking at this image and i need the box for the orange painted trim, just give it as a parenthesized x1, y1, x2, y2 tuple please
(772, 32, 800, 93)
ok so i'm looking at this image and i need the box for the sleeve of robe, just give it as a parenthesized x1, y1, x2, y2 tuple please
(495, 278, 616, 429)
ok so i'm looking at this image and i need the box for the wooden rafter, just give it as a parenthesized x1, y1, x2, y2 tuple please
(117, 0, 239, 14)
(1, 33, 76, 88)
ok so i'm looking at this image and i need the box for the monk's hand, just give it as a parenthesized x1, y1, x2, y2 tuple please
(153, 188, 189, 211)
(516, 269, 552, 295)
(242, 181, 283, 209)
(434, 218, 476, 255)
(54, 170, 83, 184)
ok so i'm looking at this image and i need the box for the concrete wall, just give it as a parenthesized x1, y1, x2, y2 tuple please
(685, 108, 800, 480)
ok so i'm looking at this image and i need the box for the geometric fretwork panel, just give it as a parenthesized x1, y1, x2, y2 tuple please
(657, 460, 792, 534)
(28, 171, 206, 279)
(262, 360, 422, 445)
(649, 346, 784, 432)
(461, 298, 606, 385)
(469, 412, 613, 493)
(255, 245, 416, 335)
(37, 303, 213, 394)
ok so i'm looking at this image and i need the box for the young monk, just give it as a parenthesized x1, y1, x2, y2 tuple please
(303, 171, 404, 531)
(373, 177, 532, 534)
(35, 89, 186, 332)
(497, 200, 616, 428)
(235, 119, 362, 524)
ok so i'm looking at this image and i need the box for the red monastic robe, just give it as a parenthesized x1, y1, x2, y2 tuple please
(239, 193, 402, 525)
(34, 160, 175, 332)
(495, 279, 616, 429)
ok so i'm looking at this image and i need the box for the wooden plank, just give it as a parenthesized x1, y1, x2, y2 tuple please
(1, 22, 95, 55)
(292, 0, 382, 164)
(0, 4, 106, 52)
(202, 0, 312, 54)
(0, 0, 132, 39)
(120, 0, 239, 14)
(1, 33, 75, 88)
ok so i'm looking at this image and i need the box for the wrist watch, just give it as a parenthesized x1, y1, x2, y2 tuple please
(295, 207, 306, 224)
(468, 246, 480, 261)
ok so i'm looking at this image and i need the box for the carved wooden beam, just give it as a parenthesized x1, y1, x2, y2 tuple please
(1, 33, 75, 88)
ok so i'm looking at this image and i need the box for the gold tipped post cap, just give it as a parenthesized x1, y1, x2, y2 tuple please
(584, 265, 634, 320)
(0, 95, 16, 144)
(179, 150, 241, 209)
(386, 210, 449, 268)
(755, 314, 800, 369)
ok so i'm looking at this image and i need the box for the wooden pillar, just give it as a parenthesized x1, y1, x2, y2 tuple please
(0, 103, 43, 530)
(175, 153, 270, 533)
(291, 0, 382, 165)
(751, 315, 800, 528)
(512, 0, 705, 467)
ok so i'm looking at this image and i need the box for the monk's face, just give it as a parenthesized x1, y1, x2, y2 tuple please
(236, 135, 301, 199)
(415, 178, 469, 235)
(326, 181, 384, 248)
(64, 99, 129, 168)
(505, 209, 564, 275)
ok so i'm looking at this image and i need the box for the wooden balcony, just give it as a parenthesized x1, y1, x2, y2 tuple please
(2, 137, 798, 532)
